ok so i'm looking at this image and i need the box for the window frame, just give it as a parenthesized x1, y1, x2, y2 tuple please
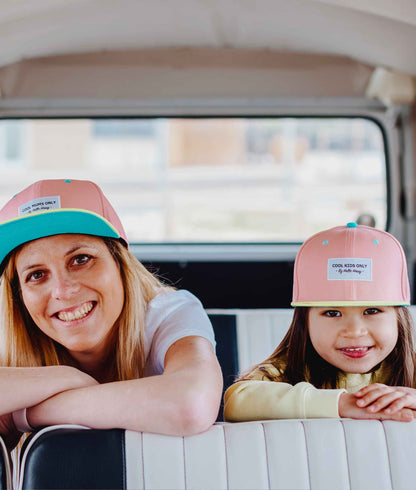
(0, 96, 396, 263)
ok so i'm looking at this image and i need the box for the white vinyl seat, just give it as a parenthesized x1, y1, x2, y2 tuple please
(16, 419, 416, 490)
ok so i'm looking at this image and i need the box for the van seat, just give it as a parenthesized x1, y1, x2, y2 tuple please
(17, 419, 416, 490)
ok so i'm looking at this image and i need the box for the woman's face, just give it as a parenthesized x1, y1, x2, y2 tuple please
(15, 234, 124, 364)
(308, 306, 398, 373)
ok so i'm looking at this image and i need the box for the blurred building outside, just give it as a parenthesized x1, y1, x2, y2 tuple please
(0, 118, 386, 243)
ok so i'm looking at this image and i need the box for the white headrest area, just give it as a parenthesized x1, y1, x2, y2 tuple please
(15, 419, 416, 490)
(7, 307, 416, 489)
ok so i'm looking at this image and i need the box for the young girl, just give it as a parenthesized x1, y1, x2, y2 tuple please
(224, 222, 416, 422)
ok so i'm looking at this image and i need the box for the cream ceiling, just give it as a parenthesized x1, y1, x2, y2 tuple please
(0, 0, 415, 74)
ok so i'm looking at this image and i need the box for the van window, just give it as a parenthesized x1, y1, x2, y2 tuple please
(0, 117, 386, 243)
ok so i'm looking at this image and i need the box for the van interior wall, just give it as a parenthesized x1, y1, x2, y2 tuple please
(143, 260, 294, 309)
(0, 48, 373, 100)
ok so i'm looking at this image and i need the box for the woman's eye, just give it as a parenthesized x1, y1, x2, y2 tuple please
(323, 310, 341, 317)
(26, 270, 44, 282)
(364, 308, 381, 315)
(72, 254, 92, 266)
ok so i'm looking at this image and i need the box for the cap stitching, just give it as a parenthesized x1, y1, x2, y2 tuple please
(0, 208, 120, 235)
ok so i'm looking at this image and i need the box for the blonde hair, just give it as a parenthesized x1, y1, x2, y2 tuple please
(0, 237, 172, 380)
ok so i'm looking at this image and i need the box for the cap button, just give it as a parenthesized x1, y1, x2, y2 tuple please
(347, 222, 357, 228)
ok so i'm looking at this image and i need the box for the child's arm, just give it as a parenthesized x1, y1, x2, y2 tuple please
(352, 383, 416, 417)
(224, 380, 345, 421)
(224, 380, 415, 422)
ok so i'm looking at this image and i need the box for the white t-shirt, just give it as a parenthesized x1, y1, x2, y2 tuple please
(144, 289, 216, 376)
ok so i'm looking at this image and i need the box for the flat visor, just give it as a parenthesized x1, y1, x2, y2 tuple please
(0, 209, 120, 274)
(291, 301, 410, 307)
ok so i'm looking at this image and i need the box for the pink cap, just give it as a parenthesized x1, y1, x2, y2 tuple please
(291, 223, 410, 306)
(0, 179, 128, 270)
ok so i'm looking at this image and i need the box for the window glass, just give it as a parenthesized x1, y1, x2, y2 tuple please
(0, 118, 386, 243)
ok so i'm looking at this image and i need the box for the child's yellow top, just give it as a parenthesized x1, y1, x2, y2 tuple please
(224, 362, 387, 421)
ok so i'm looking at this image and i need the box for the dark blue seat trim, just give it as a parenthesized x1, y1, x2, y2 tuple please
(20, 428, 125, 490)
(209, 313, 238, 421)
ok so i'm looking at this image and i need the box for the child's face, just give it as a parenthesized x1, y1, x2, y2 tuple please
(308, 306, 398, 374)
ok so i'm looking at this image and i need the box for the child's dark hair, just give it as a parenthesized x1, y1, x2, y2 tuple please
(241, 306, 416, 388)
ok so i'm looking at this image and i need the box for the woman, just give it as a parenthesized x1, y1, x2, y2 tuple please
(0, 179, 222, 450)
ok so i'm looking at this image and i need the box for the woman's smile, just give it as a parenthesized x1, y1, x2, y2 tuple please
(16, 234, 125, 365)
(54, 301, 97, 323)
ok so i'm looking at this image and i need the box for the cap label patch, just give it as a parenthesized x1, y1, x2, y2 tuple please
(19, 196, 61, 216)
(328, 258, 372, 281)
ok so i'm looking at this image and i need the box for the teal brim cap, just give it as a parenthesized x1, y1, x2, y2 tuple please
(0, 209, 120, 272)
(0, 179, 128, 274)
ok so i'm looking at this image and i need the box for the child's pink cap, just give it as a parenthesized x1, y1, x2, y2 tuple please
(292, 223, 410, 306)
(0, 179, 128, 271)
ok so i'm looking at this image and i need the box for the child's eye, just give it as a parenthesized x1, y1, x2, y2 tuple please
(323, 310, 341, 317)
(72, 254, 92, 266)
(364, 308, 381, 315)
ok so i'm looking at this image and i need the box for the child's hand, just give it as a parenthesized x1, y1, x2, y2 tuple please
(354, 384, 416, 415)
(339, 392, 414, 422)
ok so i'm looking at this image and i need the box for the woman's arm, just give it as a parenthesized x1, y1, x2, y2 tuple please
(26, 336, 223, 436)
(0, 366, 97, 450)
(0, 365, 97, 415)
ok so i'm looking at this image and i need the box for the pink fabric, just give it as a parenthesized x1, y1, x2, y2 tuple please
(292, 224, 410, 306)
(0, 179, 127, 245)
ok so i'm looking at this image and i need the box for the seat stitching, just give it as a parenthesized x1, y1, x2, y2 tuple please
(261, 423, 271, 489)
(183, 436, 187, 490)
(340, 420, 352, 490)
(301, 421, 312, 489)
(223, 426, 230, 489)
(381, 421, 394, 490)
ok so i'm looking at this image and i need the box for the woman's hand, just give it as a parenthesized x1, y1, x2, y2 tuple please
(0, 365, 98, 418)
(0, 412, 22, 452)
(0, 366, 97, 448)
(353, 383, 416, 415)
(339, 392, 414, 422)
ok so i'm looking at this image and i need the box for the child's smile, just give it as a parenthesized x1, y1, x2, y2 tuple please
(338, 346, 373, 359)
(308, 306, 398, 373)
